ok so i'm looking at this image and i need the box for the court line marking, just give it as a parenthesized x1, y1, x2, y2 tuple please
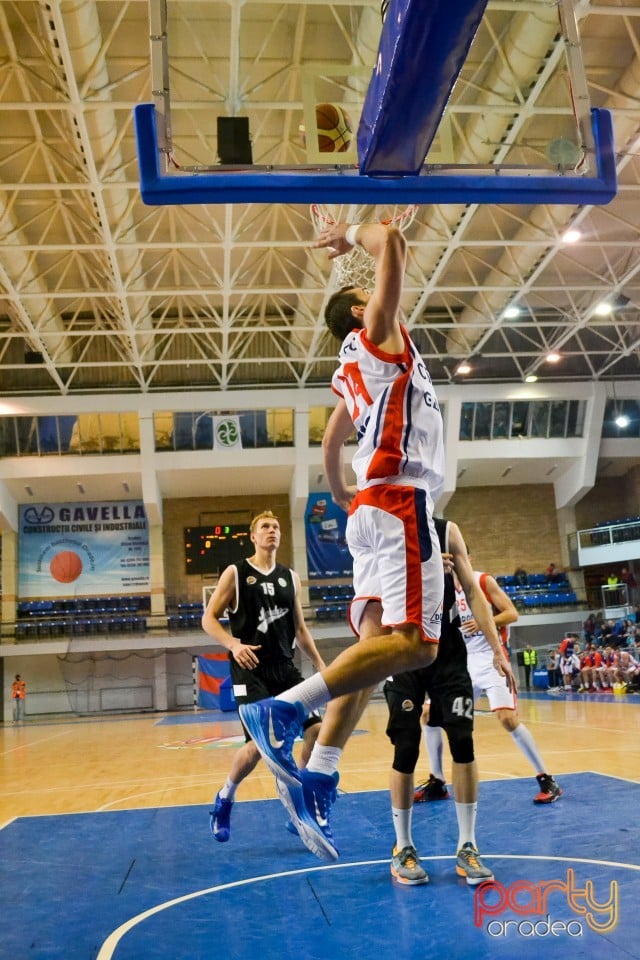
(96, 853, 640, 960)
(0, 730, 72, 756)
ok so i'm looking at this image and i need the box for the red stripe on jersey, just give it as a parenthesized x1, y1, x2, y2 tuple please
(354, 484, 433, 640)
(337, 360, 374, 422)
(366, 367, 411, 481)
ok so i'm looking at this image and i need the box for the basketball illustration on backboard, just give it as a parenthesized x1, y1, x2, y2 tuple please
(50, 549, 83, 583)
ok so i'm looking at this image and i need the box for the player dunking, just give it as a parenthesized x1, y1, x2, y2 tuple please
(240, 221, 514, 860)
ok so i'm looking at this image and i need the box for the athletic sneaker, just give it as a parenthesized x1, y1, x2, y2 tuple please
(534, 773, 562, 804)
(391, 844, 428, 885)
(456, 843, 494, 885)
(277, 769, 340, 862)
(414, 774, 449, 803)
(209, 791, 233, 842)
(238, 698, 305, 785)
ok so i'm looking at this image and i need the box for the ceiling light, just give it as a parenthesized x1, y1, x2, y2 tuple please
(500, 466, 512, 478)
(25, 484, 34, 496)
(456, 362, 472, 375)
(122, 481, 130, 493)
(77, 482, 85, 494)
(562, 228, 581, 244)
(594, 301, 612, 316)
(525, 374, 538, 383)
(615, 414, 630, 428)
(546, 352, 561, 363)
(504, 306, 520, 319)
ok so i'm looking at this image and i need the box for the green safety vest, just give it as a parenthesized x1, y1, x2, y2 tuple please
(523, 649, 537, 666)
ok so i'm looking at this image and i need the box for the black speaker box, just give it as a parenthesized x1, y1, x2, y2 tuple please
(217, 117, 252, 165)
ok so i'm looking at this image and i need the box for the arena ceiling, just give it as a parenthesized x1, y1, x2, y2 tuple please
(1, 0, 640, 399)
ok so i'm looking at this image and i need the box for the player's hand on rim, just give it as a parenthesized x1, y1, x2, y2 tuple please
(311, 223, 352, 258)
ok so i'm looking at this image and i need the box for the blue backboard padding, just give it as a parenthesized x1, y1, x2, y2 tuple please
(134, 104, 617, 206)
(357, 0, 488, 176)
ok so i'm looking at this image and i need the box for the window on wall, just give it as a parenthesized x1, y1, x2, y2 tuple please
(0, 414, 140, 457)
(153, 409, 294, 451)
(459, 400, 585, 440)
(309, 406, 358, 446)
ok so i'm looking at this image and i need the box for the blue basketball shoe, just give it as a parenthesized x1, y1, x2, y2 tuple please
(239, 698, 305, 785)
(209, 791, 233, 842)
(277, 770, 339, 862)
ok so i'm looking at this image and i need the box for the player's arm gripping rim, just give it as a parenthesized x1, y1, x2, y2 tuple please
(312, 222, 406, 352)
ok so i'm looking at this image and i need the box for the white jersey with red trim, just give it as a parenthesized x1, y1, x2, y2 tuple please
(455, 571, 510, 657)
(331, 325, 444, 505)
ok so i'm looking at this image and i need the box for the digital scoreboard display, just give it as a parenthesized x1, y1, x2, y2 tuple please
(184, 523, 251, 575)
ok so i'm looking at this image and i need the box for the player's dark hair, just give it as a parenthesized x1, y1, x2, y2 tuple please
(324, 285, 364, 341)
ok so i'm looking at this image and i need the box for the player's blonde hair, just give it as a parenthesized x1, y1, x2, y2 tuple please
(250, 510, 280, 534)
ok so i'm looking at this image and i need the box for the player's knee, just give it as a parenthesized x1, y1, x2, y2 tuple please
(497, 710, 518, 732)
(445, 726, 474, 764)
(390, 729, 421, 774)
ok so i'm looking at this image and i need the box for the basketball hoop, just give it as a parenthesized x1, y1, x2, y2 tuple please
(309, 203, 417, 289)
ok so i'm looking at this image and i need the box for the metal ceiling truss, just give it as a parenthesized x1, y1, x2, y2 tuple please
(0, 0, 639, 397)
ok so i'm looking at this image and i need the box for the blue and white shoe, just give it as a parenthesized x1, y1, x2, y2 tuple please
(239, 698, 305, 785)
(276, 769, 339, 862)
(209, 791, 233, 842)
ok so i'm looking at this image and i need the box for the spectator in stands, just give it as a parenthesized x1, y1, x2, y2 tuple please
(514, 566, 528, 587)
(11, 674, 26, 721)
(578, 645, 603, 693)
(597, 646, 616, 691)
(546, 647, 561, 689)
(620, 567, 638, 605)
(616, 650, 640, 690)
(607, 571, 619, 587)
(583, 613, 596, 644)
(522, 644, 537, 691)
(559, 648, 580, 692)
(546, 563, 559, 583)
(610, 618, 627, 648)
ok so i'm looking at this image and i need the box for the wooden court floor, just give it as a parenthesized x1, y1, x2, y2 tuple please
(2, 691, 639, 822)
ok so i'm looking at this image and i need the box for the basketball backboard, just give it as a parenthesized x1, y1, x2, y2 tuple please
(136, 0, 616, 206)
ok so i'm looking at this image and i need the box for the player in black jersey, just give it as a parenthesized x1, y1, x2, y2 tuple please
(384, 518, 514, 886)
(202, 511, 325, 843)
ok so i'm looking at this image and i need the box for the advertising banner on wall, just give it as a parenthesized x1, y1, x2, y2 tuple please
(18, 500, 150, 598)
(305, 493, 352, 579)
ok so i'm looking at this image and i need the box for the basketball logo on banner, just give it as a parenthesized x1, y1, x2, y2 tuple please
(213, 416, 242, 450)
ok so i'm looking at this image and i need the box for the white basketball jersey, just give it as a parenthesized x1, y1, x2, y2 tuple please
(331, 325, 444, 505)
(455, 571, 510, 657)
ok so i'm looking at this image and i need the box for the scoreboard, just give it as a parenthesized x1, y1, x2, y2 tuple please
(184, 523, 251, 575)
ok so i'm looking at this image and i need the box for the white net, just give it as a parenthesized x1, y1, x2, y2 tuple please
(57, 648, 194, 715)
(310, 203, 417, 288)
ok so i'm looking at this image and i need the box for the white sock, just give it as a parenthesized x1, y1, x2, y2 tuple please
(455, 801, 477, 849)
(510, 723, 546, 774)
(276, 672, 331, 714)
(306, 744, 342, 777)
(218, 776, 238, 802)
(392, 806, 413, 850)
(424, 725, 445, 781)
